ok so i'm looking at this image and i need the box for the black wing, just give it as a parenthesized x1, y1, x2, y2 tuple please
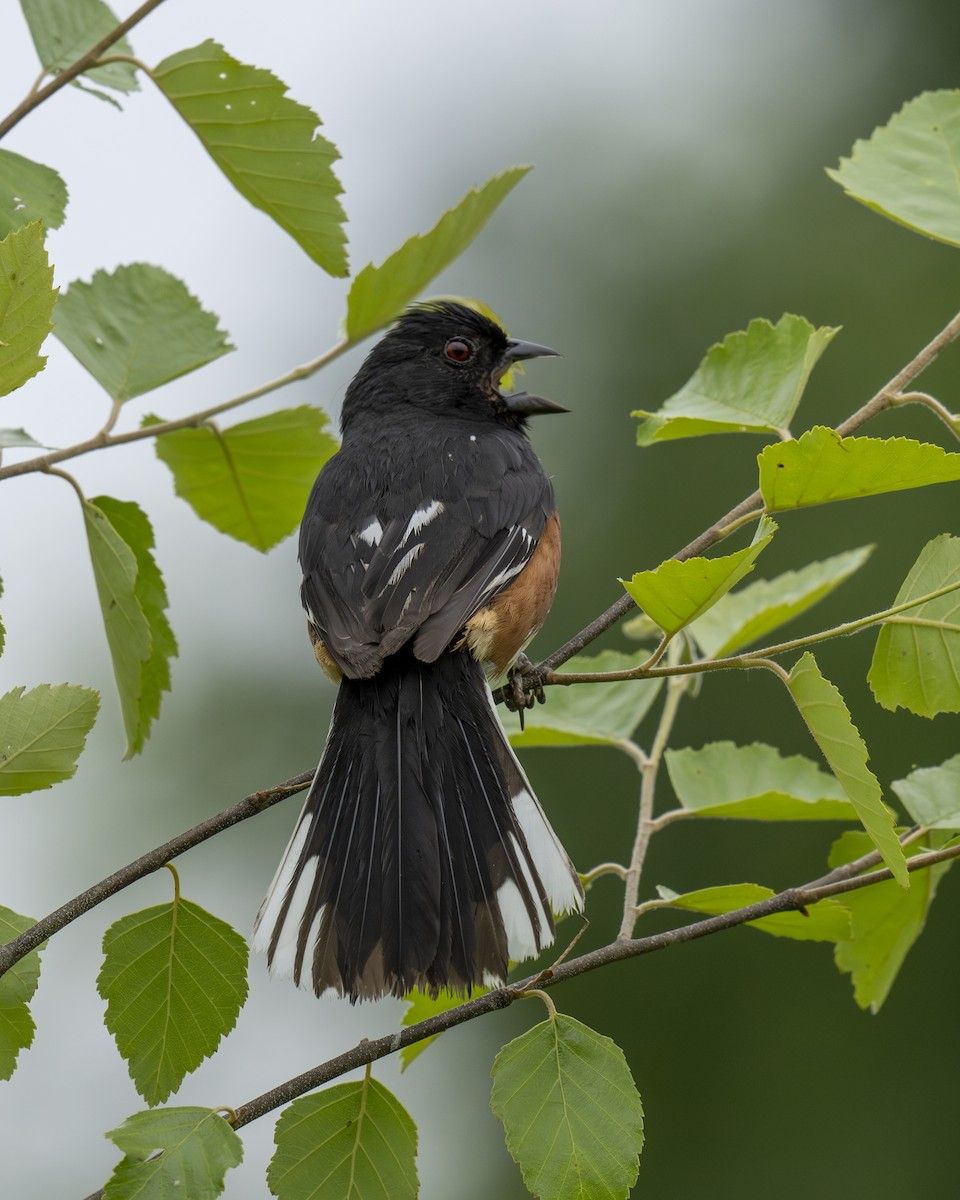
(299, 424, 554, 678)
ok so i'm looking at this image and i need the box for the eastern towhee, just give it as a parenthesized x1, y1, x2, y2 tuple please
(253, 301, 584, 1000)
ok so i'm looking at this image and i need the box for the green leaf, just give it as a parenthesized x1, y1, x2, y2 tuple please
(891, 754, 960, 829)
(829, 831, 952, 1012)
(267, 1078, 418, 1200)
(345, 168, 530, 342)
(154, 40, 347, 276)
(83, 497, 176, 758)
(655, 883, 852, 941)
(504, 650, 662, 749)
(0, 221, 57, 397)
(664, 741, 856, 820)
(0, 149, 68, 237)
(54, 264, 232, 402)
(827, 90, 960, 248)
(633, 315, 839, 445)
(786, 652, 908, 886)
(98, 884, 248, 1105)
(491, 1013, 644, 1200)
(152, 406, 338, 552)
(20, 0, 140, 97)
(399, 987, 481, 1070)
(0, 427, 45, 449)
(0, 905, 42, 1081)
(691, 545, 873, 658)
(622, 515, 776, 635)
(103, 1107, 243, 1200)
(758, 427, 960, 511)
(0, 683, 99, 795)
(868, 534, 960, 717)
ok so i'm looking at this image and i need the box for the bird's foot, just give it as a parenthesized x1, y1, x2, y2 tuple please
(504, 654, 546, 730)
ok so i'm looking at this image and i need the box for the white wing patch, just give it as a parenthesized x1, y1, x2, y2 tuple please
(388, 542, 425, 586)
(358, 518, 383, 547)
(402, 500, 444, 543)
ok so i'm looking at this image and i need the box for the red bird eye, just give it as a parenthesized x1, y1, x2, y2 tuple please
(444, 338, 473, 363)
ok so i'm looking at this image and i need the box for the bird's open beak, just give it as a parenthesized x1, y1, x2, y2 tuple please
(503, 338, 561, 364)
(499, 338, 567, 414)
(501, 391, 570, 415)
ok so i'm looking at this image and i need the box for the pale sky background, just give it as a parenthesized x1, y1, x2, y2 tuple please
(0, 2, 910, 1197)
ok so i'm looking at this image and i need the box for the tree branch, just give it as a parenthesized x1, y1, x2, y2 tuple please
(0, 771, 313, 978)
(77, 838, 960, 1199)
(495, 303, 960, 700)
(0, 341, 351, 482)
(226, 840, 960, 1131)
(0, 0, 168, 142)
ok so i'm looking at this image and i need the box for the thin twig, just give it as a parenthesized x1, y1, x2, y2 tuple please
(0, 771, 313, 978)
(0, 341, 351, 482)
(540, 577, 960, 687)
(0, 0, 168, 141)
(619, 671, 686, 938)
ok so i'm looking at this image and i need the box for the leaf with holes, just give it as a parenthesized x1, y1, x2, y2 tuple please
(622, 516, 776, 635)
(827, 89, 960, 247)
(267, 1078, 418, 1200)
(153, 406, 338, 552)
(154, 41, 347, 276)
(664, 741, 856, 820)
(829, 831, 952, 1012)
(83, 497, 176, 757)
(55, 264, 232, 402)
(103, 1107, 243, 1199)
(97, 887, 248, 1106)
(691, 545, 873, 658)
(0, 683, 99, 795)
(654, 883, 852, 941)
(20, 0, 140, 100)
(0, 221, 56, 397)
(0, 150, 68, 238)
(787, 652, 908, 886)
(868, 534, 960, 717)
(633, 315, 839, 444)
(0, 906, 42, 1081)
(759, 427, 960, 511)
(345, 168, 530, 341)
(491, 1013, 644, 1200)
(504, 649, 662, 749)
(892, 753, 960, 829)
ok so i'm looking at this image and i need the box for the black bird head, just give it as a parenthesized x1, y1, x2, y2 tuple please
(340, 301, 565, 434)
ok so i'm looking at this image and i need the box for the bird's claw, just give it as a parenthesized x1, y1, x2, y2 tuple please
(505, 655, 546, 729)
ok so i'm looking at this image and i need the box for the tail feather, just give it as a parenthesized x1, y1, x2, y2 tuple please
(253, 650, 583, 1001)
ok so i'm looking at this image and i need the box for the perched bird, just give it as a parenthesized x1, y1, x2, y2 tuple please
(253, 301, 584, 1001)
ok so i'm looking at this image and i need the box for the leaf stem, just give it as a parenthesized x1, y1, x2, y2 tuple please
(0, 0, 169, 142)
(892, 390, 960, 439)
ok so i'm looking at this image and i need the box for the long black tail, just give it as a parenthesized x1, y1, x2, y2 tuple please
(253, 650, 583, 1001)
